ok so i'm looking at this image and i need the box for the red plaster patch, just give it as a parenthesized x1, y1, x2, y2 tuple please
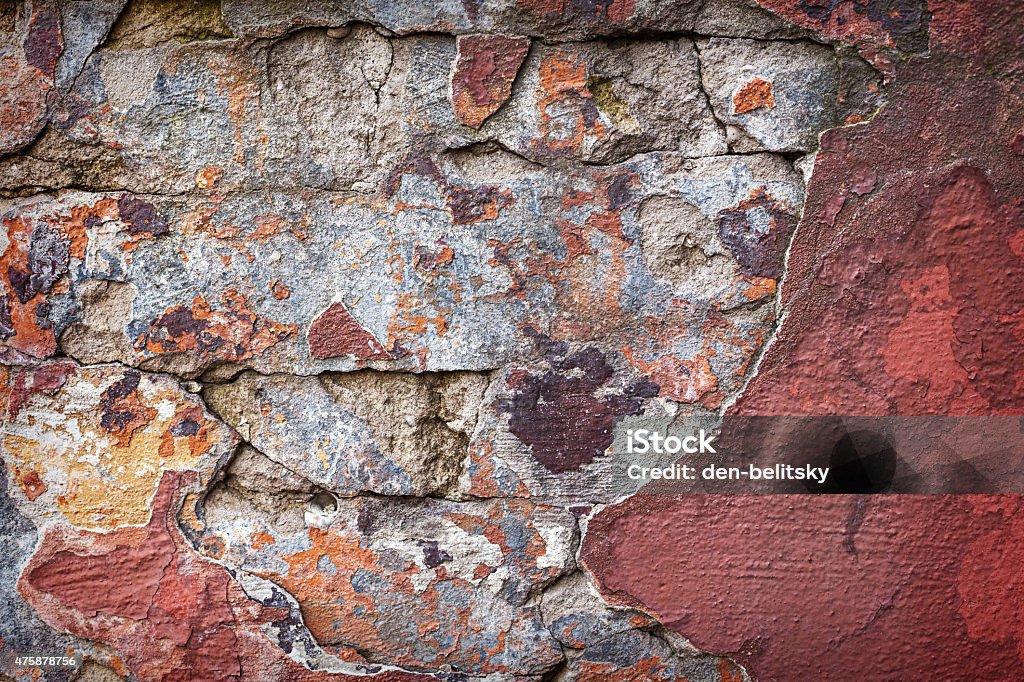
(737, 0, 1024, 416)
(308, 302, 391, 361)
(517, 0, 637, 27)
(20, 472, 431, 682)
(583, 495, 1024, 680)
(452, 34, 530, 129)
(753, 0, 931, 61)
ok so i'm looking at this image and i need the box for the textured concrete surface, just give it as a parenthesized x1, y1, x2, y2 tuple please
(1, 0, 1021, 680)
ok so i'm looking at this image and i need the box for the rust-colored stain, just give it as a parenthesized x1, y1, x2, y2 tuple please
(14, 467, 47, 501)
(732, 77, 774, 114)
(233, 497, 568, 674)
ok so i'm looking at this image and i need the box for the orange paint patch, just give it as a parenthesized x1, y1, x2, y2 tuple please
(742, 275, 778, 301)
(250, 531, 276, 550)
(385, 293, 451, 355)
(733, 77, 775, 114)
(274, 527, 389, 654)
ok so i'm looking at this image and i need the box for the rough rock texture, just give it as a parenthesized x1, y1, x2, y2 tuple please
(1, 0, 1020, 680)
(203, 370, 487, 497)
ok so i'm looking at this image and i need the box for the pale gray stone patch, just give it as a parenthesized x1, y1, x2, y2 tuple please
(698, 37, 841, 152)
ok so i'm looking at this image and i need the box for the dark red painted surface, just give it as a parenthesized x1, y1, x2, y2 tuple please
(451, 34, 530, 129)
(583, 495, 1024, 681)
(734, 0, 1024, 416)
(23, 6, 63, 75)
(499, 340, 657, 473)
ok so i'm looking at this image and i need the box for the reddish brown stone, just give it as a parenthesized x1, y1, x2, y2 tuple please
(754, 0, 932, 58)
(451, 34, 530, 129)
(23, 6, 63, 75)
(308, 302, 391, 360)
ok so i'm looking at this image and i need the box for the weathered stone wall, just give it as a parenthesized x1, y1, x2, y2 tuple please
(1, 0, 1021, 680)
